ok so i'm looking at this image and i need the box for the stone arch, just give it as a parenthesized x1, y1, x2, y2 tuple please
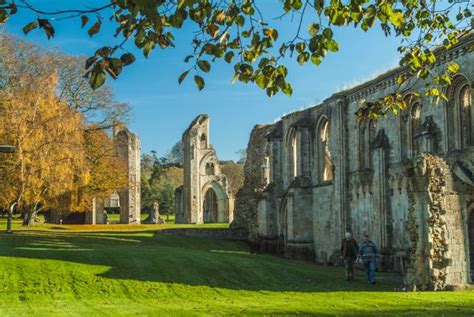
(409, 101, 423, 158)
(446, 75, 472, 151)
(199, 151, 217, 175)
(315, 115, 333, 182)
(201, 181, 229, 223)
(287, 127, 298, 179)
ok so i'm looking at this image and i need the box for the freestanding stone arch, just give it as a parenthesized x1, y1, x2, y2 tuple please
(175, 115, 234, 224)
(202, 181, 230, 223)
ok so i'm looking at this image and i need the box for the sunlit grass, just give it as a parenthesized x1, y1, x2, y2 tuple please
(0, 225, 472, 316)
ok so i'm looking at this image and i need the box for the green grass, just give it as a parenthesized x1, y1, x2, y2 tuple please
(107, 213, 175, 223)
(0, 220, 473, 316)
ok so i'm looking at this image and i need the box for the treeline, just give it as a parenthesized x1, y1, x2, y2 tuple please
(0, 34, 130, 225)
(141, 151, 183, 216)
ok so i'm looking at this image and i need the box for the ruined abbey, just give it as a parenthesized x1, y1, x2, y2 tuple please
(54, 124, 141, 225)
(175, 115, 234, 224)
(229, 35, 474, 290)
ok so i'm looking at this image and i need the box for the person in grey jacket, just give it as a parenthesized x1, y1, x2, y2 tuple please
(360, 234, 378, 285)
(340, 232, 359, 281)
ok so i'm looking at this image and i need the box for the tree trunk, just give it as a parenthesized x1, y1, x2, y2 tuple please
(22, 205, 39, 226)
(6, 202, 16, 233)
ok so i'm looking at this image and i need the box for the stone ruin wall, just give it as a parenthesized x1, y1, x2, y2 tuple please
(406, 154, 469, 290)
(231, 124, 273, 240)
(233, 34, 474, 289)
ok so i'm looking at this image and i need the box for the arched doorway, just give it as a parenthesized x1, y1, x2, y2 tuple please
(203, 188, 218, 223)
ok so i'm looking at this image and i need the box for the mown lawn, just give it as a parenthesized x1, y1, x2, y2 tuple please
(0, 221, 473, 316)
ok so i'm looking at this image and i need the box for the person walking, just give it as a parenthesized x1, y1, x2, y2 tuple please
(360, 234, 378, 285)
(340, 232, 359, 281)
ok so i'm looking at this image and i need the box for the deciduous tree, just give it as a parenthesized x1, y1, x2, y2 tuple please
(0, 0, 470, 117)
(0, 71, 86, 225)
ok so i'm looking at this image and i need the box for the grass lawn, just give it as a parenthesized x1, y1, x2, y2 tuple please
(107, 213, 175, 223)
(0, 220, 473, 316)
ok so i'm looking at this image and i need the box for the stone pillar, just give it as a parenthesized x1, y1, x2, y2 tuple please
(334, 98, 349, 234)
(86, 197, 105, 225)
(299, 127, 311, 178)
(115, 125, 141, 225)
(371, 129, 391, 249)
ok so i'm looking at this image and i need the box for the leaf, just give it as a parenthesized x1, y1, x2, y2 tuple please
(85, 56, 98, 69)
(326, 39, 339, 52)
(308, 23, 320, 36)
(447, 63, 460, 74)
(310, 54, 322, 65)
(263, 28, 278, 41)
(38, 19, 55, 39)
(89, 66, 106, 90)
(23, 21, 37, 35)
(120, 53, 136, 66)
(178, 70, 189, 84)
(297, 52, 309, 65)
(255, 74, 269, 89)
(197, 60, 211, 73)
(107, 58, 123, 78)
(389, 11, 404, 28)
(224, 51, 234, 63)
(143, 41, 155, 58)
(322, 28, 333, 39)
(184, 55, 194, 63)
(194, 75, 205, 90)
(207, 24, 220, 38)
(282, 83, 293, 96)
(81, 15, 89, 28)
(88, 20, 101, 37)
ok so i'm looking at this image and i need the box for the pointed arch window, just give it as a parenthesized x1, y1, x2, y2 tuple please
(447, 76, 472, 151)
(316, 117, 333, 182)
(410, 103, 422, 157)
(288, 128, 298, 179)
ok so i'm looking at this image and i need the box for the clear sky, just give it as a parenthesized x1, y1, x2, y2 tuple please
(4, 1, 402, 161)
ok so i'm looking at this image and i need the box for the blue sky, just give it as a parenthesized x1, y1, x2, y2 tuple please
(5, 1, 401, 161)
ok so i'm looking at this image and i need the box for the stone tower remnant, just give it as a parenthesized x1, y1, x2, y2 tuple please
(175, 115, 234, 224)
(114, 124, 141, 224)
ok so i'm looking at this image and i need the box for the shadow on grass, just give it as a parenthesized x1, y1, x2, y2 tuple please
(0, 229, 404, 293)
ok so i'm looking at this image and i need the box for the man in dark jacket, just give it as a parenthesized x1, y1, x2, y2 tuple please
(340, 232, 359, 281)
(360, 234, 378, 285)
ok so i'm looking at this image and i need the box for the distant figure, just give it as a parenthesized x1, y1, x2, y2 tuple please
(340, 232, 359, 281)
(103, 211, 109, 225)
(360, 234, 378, 285)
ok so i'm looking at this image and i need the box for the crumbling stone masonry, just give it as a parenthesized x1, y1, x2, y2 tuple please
(113, 124, 141, 224)
(175, 115, 234, 224)
(233, 34, 474, 290)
